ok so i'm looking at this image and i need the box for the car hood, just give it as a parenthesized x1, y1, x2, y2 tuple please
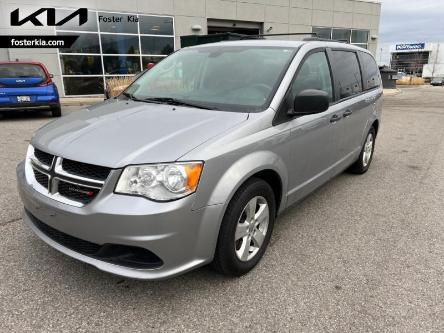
(31, 100, 248, 168)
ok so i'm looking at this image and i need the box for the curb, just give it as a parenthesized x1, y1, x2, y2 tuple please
(60, 98, 104, 107)
(383, 88, 402, 96)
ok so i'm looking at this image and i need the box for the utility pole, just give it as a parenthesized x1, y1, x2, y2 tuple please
(432, 43, 440, 78)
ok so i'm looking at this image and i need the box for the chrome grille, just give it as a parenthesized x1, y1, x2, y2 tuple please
(33, 168, 49, 188)
(28, 146, 111, 207)
(61, 159, 111, 181)
(34, 149, 54, 167)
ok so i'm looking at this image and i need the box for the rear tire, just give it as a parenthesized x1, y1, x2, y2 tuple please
(212, 177, 276, 276)
(51, 105, 62, 117)
(348, 127, 376, 174)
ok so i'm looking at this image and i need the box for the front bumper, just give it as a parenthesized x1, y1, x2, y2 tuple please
(17, 161, 224, 280)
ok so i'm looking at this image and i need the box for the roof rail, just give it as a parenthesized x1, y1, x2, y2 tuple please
(239, 33, 349, 44)
(240, 32, 317, 39)
(302, 37, 349, 43)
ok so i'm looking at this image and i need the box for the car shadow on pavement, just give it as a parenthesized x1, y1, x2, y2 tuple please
(0, 110, 55, 121)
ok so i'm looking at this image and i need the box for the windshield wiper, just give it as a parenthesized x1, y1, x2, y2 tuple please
(121, 91, 136, 100)
(121, 91, 146, 102)
(122, 94, 216, 110)
(142, 97, 216, 110)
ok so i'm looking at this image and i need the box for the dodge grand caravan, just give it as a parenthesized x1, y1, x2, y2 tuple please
(17, 40, 382, 280)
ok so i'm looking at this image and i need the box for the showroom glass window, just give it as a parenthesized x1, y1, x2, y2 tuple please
(313, 27, 369, 49)
(56, 10, 174, 96)
(312, 27, 332, 39)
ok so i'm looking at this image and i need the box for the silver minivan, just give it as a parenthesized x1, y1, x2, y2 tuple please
(17, 40, 382, 280)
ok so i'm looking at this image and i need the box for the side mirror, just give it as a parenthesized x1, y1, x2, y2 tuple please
(289, 89, 330, 116)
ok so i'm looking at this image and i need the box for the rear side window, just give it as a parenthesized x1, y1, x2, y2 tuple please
(291, 52, 334, 102)
(360, 52, 381, 90)
(330, 51, 362, 99)
(0, 64, 46, 79)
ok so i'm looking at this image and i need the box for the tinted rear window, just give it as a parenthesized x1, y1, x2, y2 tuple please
(330, 51, 362, 99)
(360, 52, 381, 90)
(0, 64, 46, 78)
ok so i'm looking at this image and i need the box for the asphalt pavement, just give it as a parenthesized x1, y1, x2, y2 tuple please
(0, 86, 443, 332)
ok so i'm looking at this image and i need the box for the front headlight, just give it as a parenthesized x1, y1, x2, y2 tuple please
(115, 162, 203, 201)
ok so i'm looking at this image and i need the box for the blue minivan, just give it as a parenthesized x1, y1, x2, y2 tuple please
(0, 61, 61, 117)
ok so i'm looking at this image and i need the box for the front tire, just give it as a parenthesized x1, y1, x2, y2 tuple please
(212, 178, 276, 276)
(348, 127, 376, 174)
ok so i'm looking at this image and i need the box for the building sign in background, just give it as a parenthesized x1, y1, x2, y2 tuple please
(395, 43, 426, 51)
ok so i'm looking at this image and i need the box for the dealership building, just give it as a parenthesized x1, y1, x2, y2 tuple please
(377, 42, 444, 78)
(0, 0, 381, 96)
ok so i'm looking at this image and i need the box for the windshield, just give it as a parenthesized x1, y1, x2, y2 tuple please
(0, 64, 46, 78)
(124, 46, 297, 112)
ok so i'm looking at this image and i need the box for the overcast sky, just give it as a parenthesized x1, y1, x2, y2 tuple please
(379, 0, 444, 43)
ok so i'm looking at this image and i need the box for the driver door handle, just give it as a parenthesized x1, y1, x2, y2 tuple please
(330, 114, 341, 123)
(343, 109, 353, 118)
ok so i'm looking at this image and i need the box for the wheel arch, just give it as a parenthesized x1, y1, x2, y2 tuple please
(372, 119, 380, 137)
(191, 151, 288, 263)
(196, 150, 288, 214)
(248, 169, 283, 216)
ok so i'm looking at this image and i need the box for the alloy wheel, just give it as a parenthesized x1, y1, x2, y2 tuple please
(234, 196, 269, 262)
(362, 132, 374, 167)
